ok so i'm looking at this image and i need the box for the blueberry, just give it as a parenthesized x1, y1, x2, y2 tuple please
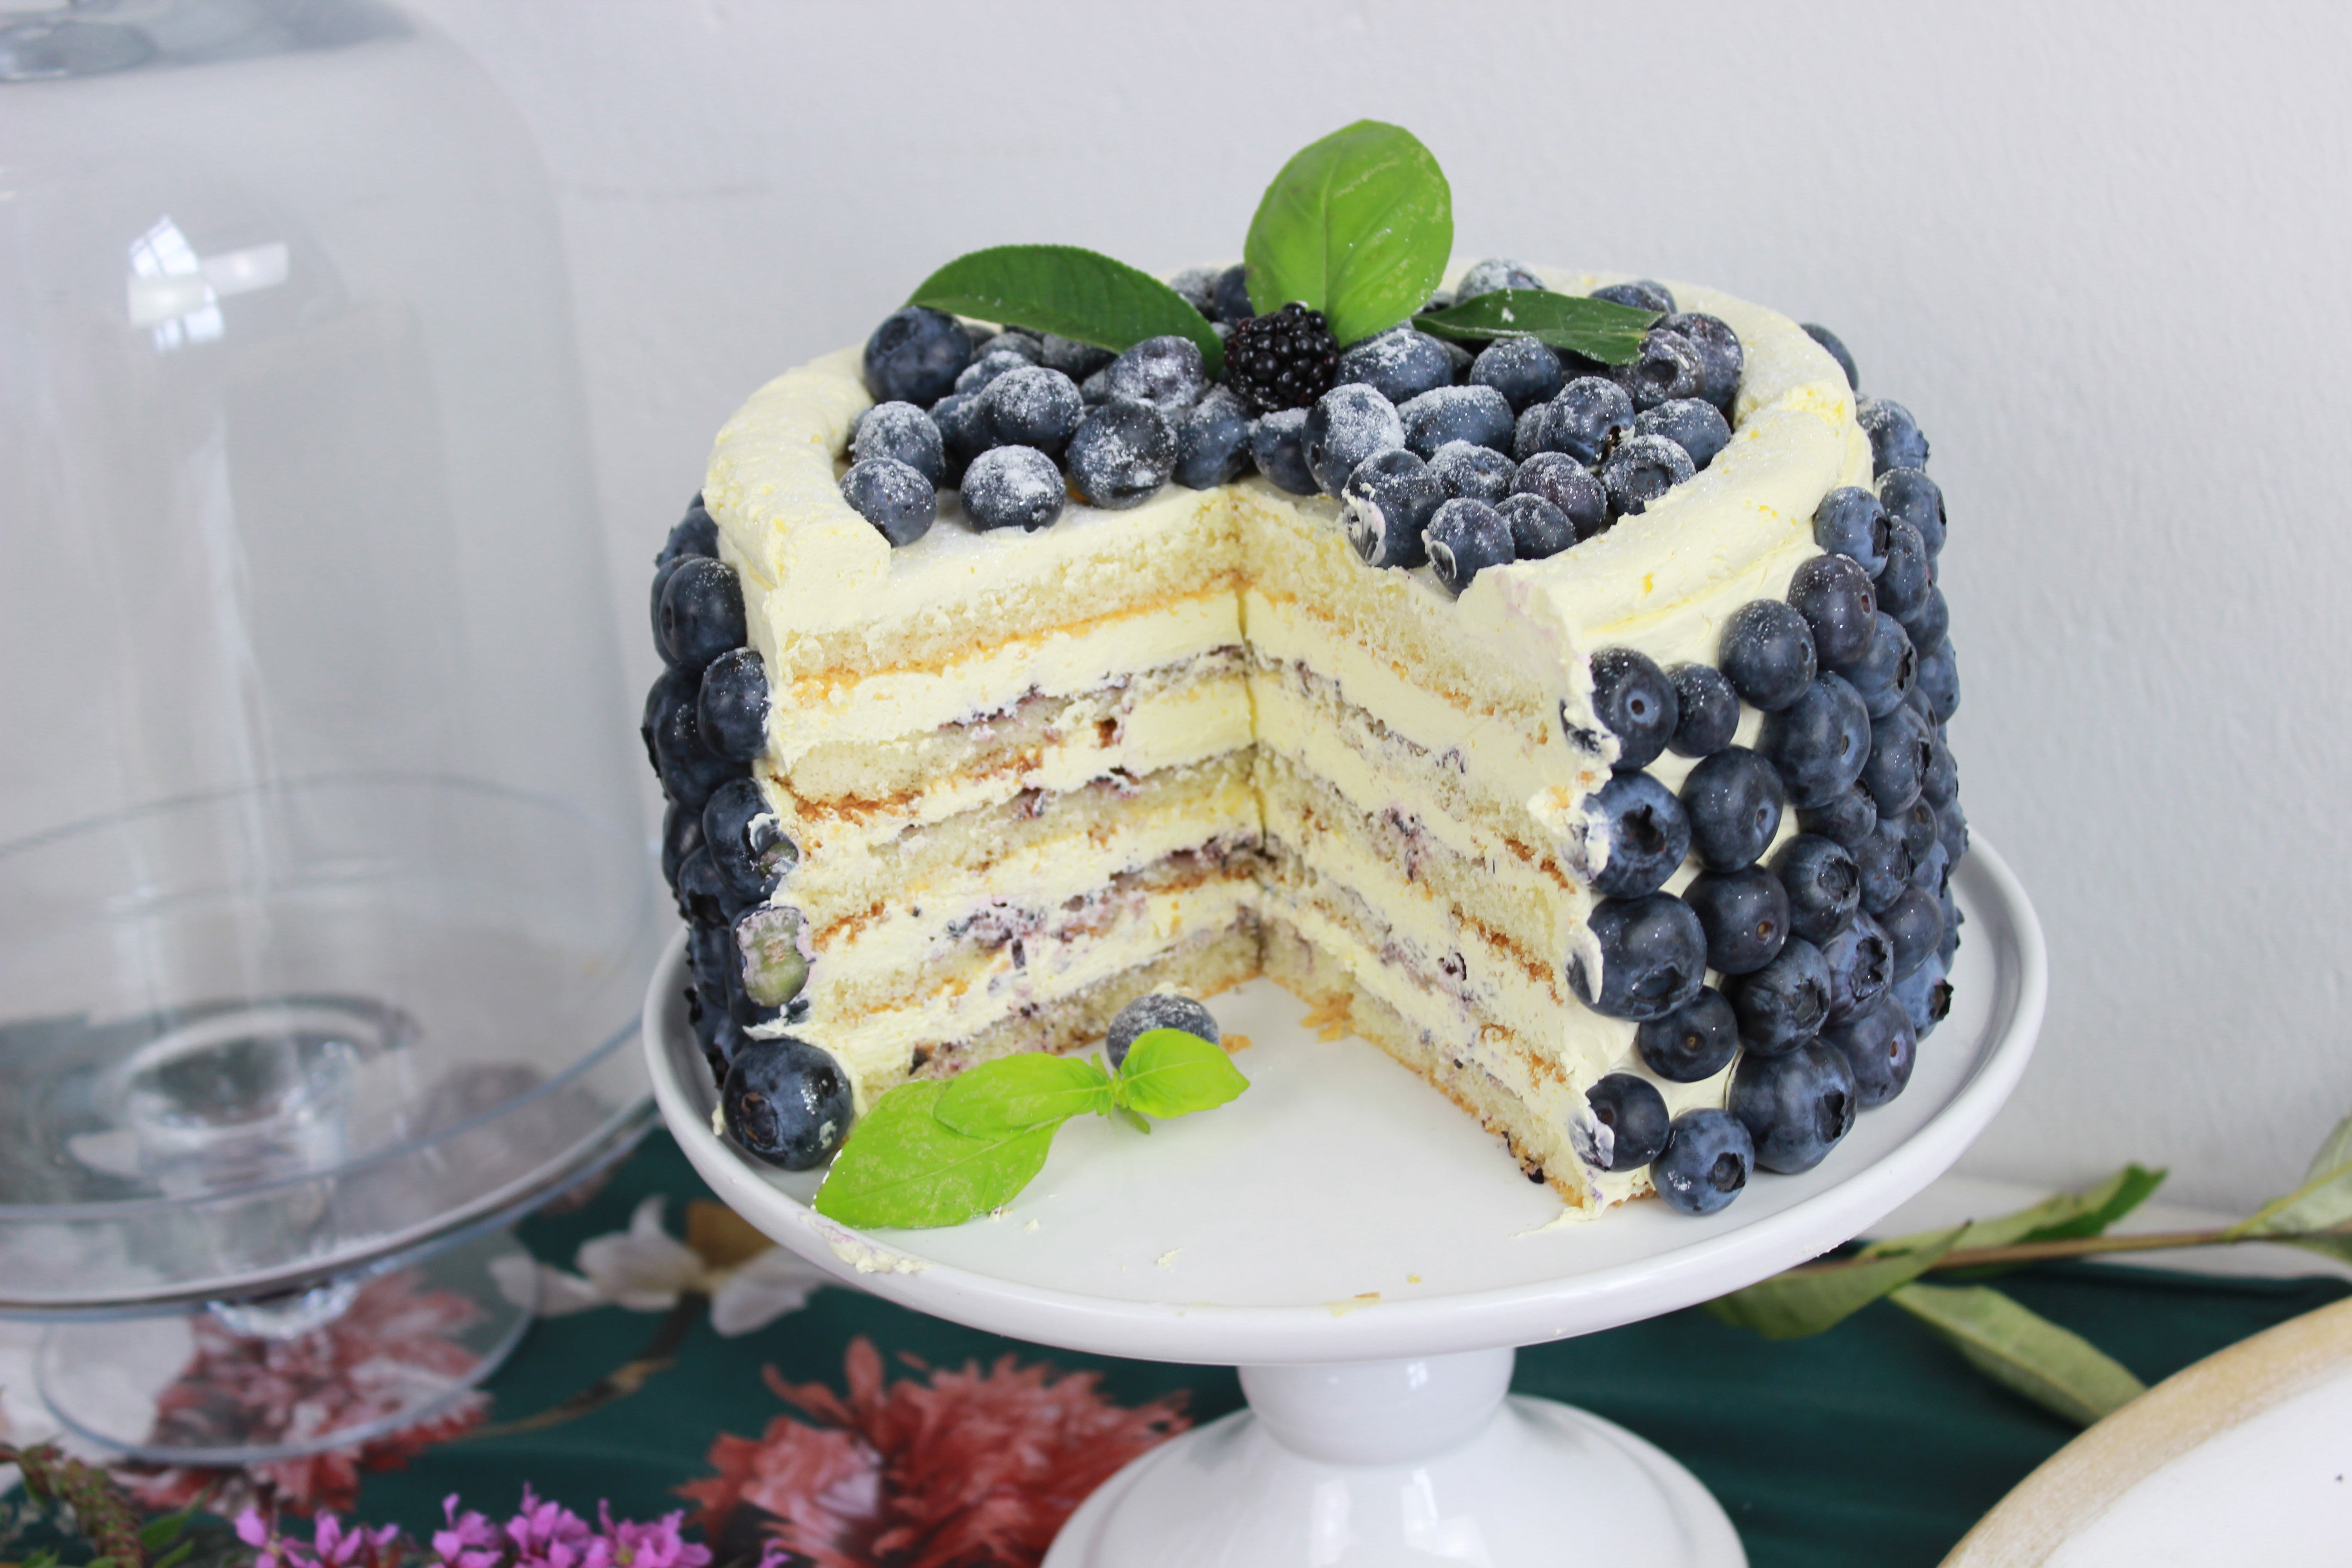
(1332, 327, 1454, 404)
(1937, 797, 1970, 866)
(1498, 493, 1575, 561)
(1651, 1109, 1756, 1215)
(1856, 821, 1912, 915)
(1840, 612, 1918, 720)
(1251, 407, 1317, 495)
(1668, 663, 1741, 758)
(658, 555, 747, 674)
(1659, 312, 1744, 410)
(1436, 336, 1476, 382)
(1900, 584, 1950, 654)
(1769, 833, 1860, 946)
(1820, 909, 1894, 1025)
(839, 457, 938, 547)
(648, 676, 746, 815)
(1039, 333, 1115, 381)
(1862, 705, 1934, 814)
(1758, 671, 1872, 808)
(1568, 893, 1708, 1022)
(863, 305, 973, 407)
(1469, 337, 1566, 412)
(1546, 377, 1637, 463)
(1509, 452, 1607, 541)
(1915, 638, 1960, 722)
(689, 915, 740, 1007)
(1456, 258, 1547, 300)
(1877, 467, 1945, 558)
(662, 799, 705, 896)
(1101, 335, 1208, 414)
(674, 843, 747, 929)
(1812, 486, 1891, 577)
(1681, 747, 1785, 870)
(1826, 999, 1916, 1110)
(1576, 1073, 1671, 1172)
(735, 904, 810, 1009)
(1342, 448, 1441, 569)
(954, 348, 1033, 397)
(1600, 433, 1697, 516)
(1857, 396, 1929, 475)
(1429, 439, 1516, 505)
(1211, 264, 1254, 325)
(960, 444, 1066, 532)
(723, 1036, 854, 1171)
(928, 391, 989, 483)
(1426, 497, 1515, 595)
(852, 401, 947, 484)
(1637, 989, 1742, 1083)
(1908, 834, 1950, 900)
(1589, 647, 1679, 773)
(1304, 383, 1406, 495)
(1067, 397, 1178, 509)
(1877, 883, 1945, 980)
(1920, 726, 1959, 808)
(1875, 520, 1933, 621)
(1169, 267, 1217, 317)
(1169, 387, 1254, 489)
(1106, 991, 1220, 1070)
(1588, 773, 1691, 898)
(697, 647, 769, 762)
(703, 775, 798, 904)
(978, 330, 1043, 364)
(978, 366, 1084, 456)
(1730, 1040, 1857, 1173)
(649, 555, 688, 657)
(959, 320, 996, 354)
(1400, 385, 1515, 460)
(1592, 279, 1676, 314)
(1727, 936, 1833, 1056)
(1802, 323, 1859, 390)
(1613, 329, 1706, 412)
(657, 502, 719, 569)
(1797, 785, 1878, 850)
(1787, 554, 1878, 669)
(1893, 793, 1940, 862)
(1634, 398, 1731, 470)
(1891, 951, 1954, 1039)
(1682, 866, 1791, 975)
(1719, 599, 1818, 711)
(1512, 403, 1553, 463)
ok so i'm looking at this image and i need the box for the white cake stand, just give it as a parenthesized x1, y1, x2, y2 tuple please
(647, 839, 2046, 1568)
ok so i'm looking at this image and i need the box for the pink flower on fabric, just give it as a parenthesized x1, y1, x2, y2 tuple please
(432, 1494, 505, 1568)
(598, 1503, 711, 1568)
(505, 1485, 611, 1568)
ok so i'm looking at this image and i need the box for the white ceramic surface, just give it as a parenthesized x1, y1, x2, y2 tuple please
(646, 838, 2046, 1366)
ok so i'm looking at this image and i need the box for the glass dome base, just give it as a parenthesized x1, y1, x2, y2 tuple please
(36, 1226, 536, 1465)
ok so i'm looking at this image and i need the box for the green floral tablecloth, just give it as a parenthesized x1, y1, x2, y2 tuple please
(336, 1130, 2345, 1568)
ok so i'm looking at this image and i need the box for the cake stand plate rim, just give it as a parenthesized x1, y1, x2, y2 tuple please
(648, 838, 2047, 1365)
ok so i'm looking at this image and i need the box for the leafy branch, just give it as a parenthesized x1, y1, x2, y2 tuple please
(1707, 1104, 2352, 1427)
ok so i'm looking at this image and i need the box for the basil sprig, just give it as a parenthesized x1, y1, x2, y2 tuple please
(907, 245, 1224, 378)
(1244, 120, 1453, 347)
(1413, 289, 1657, 365)
(812, 1029, 1248, 1230)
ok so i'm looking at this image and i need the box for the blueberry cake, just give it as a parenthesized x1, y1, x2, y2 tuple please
(647, 261, 1964, 1220)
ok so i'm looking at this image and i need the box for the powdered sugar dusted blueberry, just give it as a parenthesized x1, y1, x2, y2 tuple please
(979, 365, 1084, 456)
(1498, 492, 1573, 561)
(1343, 447, 1441, 569)
(1877, 466, 1946, 557)
(1429, 440, 1515, 505)
(1425, 496, 1515, 595)
(1469, 336, 1566, 412)
(1332, 326, 1453, 405)
(840, 457, 938, 547)
(1547, 377, 1637, 464)
(1399, 384, 1515, 460)
(853, 401, 946, 485)
(1813, 486, 1891, 577)
(1659, 312, 1744, 411)
(1803, 323, 1859, 390)
(1600, 432, 1696, 517)
(1303, 382, 1406, 495)
(960, 444, 1065, 532)
(1102, 334, 1210, 414)
(1857, 395, 1929, 475)
(1066, 397, 1178, 510)
(1251, 407, 1317, 495)
(1455, 258, 1546, 301)
(1173, 387, 1255, 489)
(1614, 328, 1707, 412)
(863, 305, 973, 406)
(1039, 333, 1114, 381)
(954, 348, 1034, 397)
(1633, 397, 1730, 470)
(1592, 279, 1676, 314)
(1510, 452, 1607, 542)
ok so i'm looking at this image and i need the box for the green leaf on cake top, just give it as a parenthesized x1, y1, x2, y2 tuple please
(907, 245, 1225, 378)
(1245, 119, 1453, 348)
(1414, 289, 1658, 365)
(813, 1029, 1249, 1230)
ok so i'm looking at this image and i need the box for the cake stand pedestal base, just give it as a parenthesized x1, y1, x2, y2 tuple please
(1045, 1349, 1744, 1567)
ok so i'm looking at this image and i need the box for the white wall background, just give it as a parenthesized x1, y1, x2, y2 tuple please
(407, 0, 2352, 1214)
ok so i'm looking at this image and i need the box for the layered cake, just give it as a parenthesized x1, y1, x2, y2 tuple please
(645, 136, 1963, 1220)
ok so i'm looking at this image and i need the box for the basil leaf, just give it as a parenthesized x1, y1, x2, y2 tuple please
(1889, 1283, 2146, 1426)
(1245, 120, 1452, 347)
(1414, 289, 1657, 365)
(1118, 1028, 1249, 1119)
(908, 244, 1222, 378)
(1706, 1225, 1966, 1340)
(936, 1054, 1114, 1139)
(813, 1081, 1054, 1230)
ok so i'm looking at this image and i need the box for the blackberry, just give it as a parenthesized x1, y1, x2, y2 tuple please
(1222, 301, 1340, 413)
